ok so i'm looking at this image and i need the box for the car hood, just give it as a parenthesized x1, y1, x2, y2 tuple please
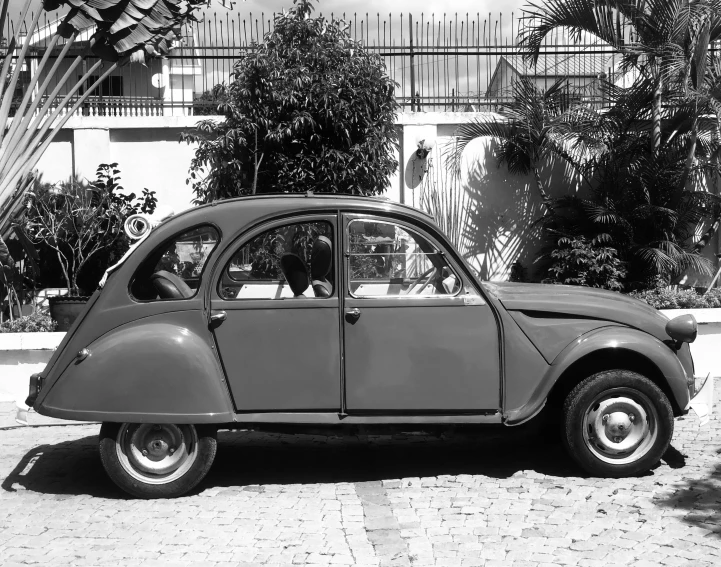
(482, 282, 671, 343)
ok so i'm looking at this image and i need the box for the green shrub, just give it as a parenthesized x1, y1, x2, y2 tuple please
(0, 312, 57, 333)
(629, 287, 721, 309)
(544, 236, 627, 291)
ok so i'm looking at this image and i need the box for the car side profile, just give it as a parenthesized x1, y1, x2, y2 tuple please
(24, 194, 711, 498)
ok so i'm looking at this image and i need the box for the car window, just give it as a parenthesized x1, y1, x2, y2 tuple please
(220, 221, 334, 300)
(130, 226, 219, 301)
(347, 219, 461, 298)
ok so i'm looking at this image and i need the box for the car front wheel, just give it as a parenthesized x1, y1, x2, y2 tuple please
(563, 370, 674, 477)
(99, 422, 217, 498)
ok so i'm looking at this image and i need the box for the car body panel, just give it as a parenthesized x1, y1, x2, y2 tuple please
(508, 311, 616, 364)
(485, 282, 671, 343)
(214, 298, 341, 411)
(504, 325, 693, 424)
(343, 298, 500, 411)
(39, 311, 234, 423)
(26, 195, 694, 428)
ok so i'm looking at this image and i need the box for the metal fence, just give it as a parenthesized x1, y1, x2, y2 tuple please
(6, 10, 628, 116)
(189, 10, 622, 112)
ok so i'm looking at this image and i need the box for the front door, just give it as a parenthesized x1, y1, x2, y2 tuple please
(211, 216, 341, 412)
(342, 215, 500, 412)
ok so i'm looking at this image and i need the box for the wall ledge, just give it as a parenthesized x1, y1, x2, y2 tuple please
(0, 332, 66, 351)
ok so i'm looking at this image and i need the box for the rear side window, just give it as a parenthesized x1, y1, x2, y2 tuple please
(130, 226, 219, 301)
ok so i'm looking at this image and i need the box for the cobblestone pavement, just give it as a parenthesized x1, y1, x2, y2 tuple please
(0, 380, 719, 567)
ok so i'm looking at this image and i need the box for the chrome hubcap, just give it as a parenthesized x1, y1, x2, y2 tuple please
(582, 388, 658, 465)
(116, 424, 198, 485)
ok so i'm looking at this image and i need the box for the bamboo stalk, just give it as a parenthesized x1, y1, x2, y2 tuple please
(0, 36, 80, 173)
(0, 54, 84, 180)
(0, 7, 42, 148)
(0, 59, 103, 200)
(0, 62, 120, 226)
(2, 33, 61, 150)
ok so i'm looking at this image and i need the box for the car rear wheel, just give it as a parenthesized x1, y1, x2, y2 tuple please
(563, 370, 673, 477)
(99, 422, 217, 498)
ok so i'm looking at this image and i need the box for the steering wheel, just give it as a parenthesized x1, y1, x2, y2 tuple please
(403, 267, 438, 295)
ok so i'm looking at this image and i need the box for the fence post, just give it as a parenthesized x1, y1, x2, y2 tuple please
(409, 13, 415, 112)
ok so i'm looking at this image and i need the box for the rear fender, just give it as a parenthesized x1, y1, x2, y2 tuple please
(505, 326, 691, 424)
(37, 312, 234, 423)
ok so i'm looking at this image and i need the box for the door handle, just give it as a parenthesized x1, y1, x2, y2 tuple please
(209, 310, 227, 327)
(345, 308, 361, 323)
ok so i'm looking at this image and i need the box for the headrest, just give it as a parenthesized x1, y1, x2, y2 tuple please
(280, 253, 309, 297)
(311, 236, 332, 280)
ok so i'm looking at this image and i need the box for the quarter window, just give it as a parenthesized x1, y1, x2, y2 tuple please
(348, 220, 461, 297)
(220, 221, 334, 300)
(130, 226, 219, 301)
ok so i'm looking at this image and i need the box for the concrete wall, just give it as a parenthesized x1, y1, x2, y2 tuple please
(35, 116, 204, 217)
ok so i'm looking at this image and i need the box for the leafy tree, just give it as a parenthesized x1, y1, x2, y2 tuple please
(181, 0, 399, 202)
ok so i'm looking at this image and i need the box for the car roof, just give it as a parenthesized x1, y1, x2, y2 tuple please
(170, 193, 436, 228)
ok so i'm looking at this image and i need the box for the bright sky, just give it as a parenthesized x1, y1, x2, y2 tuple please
(10, 0, 529, 23)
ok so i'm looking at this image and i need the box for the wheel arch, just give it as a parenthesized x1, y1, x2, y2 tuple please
(37, 312, 235, 423)
(505, 326, 691, 425)
(546, 348, 681, 416)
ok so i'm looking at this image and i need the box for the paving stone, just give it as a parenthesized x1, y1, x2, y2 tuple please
(1, 379, 720, 566)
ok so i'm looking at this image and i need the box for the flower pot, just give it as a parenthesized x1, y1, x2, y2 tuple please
(48, 296, 90, 332)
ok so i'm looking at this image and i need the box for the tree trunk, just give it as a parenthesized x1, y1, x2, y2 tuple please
(533, 167, 552, 213)
(679, 115, 698, 194)
(652, 80, 662, 157)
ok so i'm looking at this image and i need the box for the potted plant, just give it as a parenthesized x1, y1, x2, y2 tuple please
(21, 164, 156, 331)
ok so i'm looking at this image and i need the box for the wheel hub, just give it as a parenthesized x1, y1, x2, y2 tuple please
(582, 389, 658, 465)
(116, 423, 199, 484)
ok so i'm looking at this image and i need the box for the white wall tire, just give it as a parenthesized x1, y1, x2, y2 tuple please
(563, 370, 674, 477)
(99, 422, 217, 498)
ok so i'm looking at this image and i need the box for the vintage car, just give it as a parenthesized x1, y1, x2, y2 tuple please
(24, 194, 711, 498)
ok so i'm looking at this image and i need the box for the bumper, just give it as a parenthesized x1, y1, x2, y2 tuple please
(688, 374, 714, 426)
(25, 373, 43, 408)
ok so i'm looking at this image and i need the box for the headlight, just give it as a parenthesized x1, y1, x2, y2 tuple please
(665, 314, 698, 345)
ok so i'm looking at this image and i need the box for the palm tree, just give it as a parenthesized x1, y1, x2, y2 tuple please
(447, 76, 574, 214)
(520, 0, 721, 157)
(543, 77, 721, 284)
(0, 0, 207, 236)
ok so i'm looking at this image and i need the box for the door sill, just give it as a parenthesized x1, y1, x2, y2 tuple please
(232, 412, 502, 425)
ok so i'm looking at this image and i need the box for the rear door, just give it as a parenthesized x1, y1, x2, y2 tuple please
(211, 215, 341, 411)
(342, 214, 500, 412)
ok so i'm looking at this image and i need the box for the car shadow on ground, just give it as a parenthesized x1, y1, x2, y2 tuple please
(1, 427, 695, 500)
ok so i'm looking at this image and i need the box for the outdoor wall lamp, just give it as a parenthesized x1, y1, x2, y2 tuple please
(415, 138, 434, 159)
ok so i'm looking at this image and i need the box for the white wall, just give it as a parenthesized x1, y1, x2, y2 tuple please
(35, 116, 204, 216)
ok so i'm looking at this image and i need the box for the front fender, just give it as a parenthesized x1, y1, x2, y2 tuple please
(505, 326, 691, 424)
(37, 312, 234, 423)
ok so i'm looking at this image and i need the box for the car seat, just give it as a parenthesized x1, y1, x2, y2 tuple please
(280, 253, 310, 298)
(311, 236, 333, 297)
(151, 270, 195, 299)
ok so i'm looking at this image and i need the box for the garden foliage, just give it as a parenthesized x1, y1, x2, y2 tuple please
(22, 164, 157, 295)
(544, 235, 627, 291)
(181, 0, 399, 202)
(0, 311, 56, 333)
(630, 287, 721, 310)
(454, 0, 721, 290)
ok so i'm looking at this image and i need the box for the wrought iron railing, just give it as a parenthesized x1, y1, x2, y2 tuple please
(11, 10, 719, 115)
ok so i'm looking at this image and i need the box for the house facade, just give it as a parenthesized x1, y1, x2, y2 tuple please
(19, 20, 202, 118)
